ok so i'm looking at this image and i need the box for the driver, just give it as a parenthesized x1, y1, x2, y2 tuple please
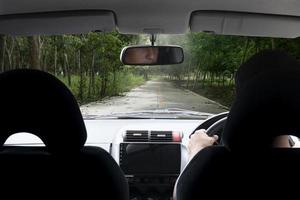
(188, 130, 296, 160)
(188, 50, 300, 161)
(124, 47, 159, 64)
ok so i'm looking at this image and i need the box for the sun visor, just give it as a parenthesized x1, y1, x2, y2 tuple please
(0, 10, 116, 36)
(190, 11, 300, 38)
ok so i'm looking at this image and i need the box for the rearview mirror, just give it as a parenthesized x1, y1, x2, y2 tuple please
(120, 46, 184, 65)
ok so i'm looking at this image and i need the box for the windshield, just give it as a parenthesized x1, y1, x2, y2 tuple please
(0, 33, 297, 119)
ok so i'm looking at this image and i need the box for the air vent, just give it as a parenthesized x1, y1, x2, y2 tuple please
(150, 131, 173, 142)
(124, 130, 149, 142)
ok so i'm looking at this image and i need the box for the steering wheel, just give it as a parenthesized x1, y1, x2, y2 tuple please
(206, 117, 227, 143)
(189, 112, 228, 145)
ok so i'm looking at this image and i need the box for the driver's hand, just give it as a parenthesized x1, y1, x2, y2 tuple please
(188, 129, 219, 161)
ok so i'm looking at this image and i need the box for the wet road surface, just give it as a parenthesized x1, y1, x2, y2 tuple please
(80, 80, 228, 116)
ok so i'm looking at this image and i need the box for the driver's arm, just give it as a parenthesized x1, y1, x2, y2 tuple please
(272, 135, 292, 148)
(188, 129, 219, 161)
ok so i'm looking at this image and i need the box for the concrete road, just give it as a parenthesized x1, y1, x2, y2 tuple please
(80, 80, 228, 116)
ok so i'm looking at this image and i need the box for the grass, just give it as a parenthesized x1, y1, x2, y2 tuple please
(57, 71, 145, 105)
(192, 85, 235, 108)
(172, 80, 235, 108)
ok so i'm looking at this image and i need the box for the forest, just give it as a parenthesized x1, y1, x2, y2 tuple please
(155, 33, 300, 106)
(0, 32, 299, 107)
(0, 33, 145, 104)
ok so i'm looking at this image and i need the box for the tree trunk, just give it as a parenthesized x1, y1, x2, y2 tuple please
(15, 39, 21, 69)
(92, 62, 96, 96)
(186, 58, 192, 89)
(64, 53, 71, 86)
(202, 71, 207, 87)
(113, 67, 117, 95)
(54, 46, 57, 75)
(271, 38, 276, 50)
(222, 73, 226, 86)
(0, 35, 5, 72)
(241, 38, 249, 65)
(192, 68, 201, 89)
(78, 49, 84, 102)
(38, 37, 43, 67)
(5, 37, 15, 70)
(88, 51, 95, 98)
(42, 52, 47, 71)
(28, 36, 40, 69)
(100, 67, 107, 98)
(210, 72, 214, 86)
(217, 73, 221, 87)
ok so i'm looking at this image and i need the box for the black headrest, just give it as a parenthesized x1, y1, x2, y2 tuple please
(223, 50, 300, 150)
(235, 50, 300, 94)
(0, 69, 87, 154)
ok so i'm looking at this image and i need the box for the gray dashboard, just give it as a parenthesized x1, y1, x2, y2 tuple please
(4, 118, 204, 199)
(5, 118, 204, 172)
(5, 119, 203, 150)
(84, 119, 203, 152)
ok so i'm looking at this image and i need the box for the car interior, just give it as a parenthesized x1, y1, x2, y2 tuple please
(1, 0, 300, 199)
(0, 69, 129, 199)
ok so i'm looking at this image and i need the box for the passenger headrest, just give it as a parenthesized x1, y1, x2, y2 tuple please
(223, 50, 300, 150)
(235, 50, 300, 94)
(0, 69, 87, 154)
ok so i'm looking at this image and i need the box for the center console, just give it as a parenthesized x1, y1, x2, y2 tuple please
(120, 143, 180, 199)
(111, 129, 187, 200)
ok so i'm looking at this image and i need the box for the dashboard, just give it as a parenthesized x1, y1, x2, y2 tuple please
(84, 119, 203, 150)
(5, 118, 204, 199)
(85, 119, 203, 199)
(6, 115, 300, 199)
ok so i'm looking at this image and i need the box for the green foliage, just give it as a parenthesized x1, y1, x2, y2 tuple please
(1, 31, 299, 107)
(58, 70, 145, 104)
(158, 33, 300, 106)
(0, 32, 142, 104)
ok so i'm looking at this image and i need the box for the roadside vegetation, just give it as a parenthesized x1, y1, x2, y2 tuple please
(153, 33, 300, 107)
(1, 32, 300, 107)
(58, 70, 145, 104)
(0, 33, 145, 104)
